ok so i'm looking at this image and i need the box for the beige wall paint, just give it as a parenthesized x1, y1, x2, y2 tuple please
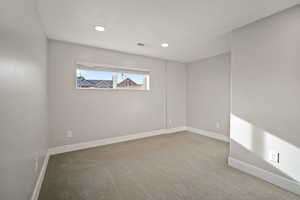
(48, 40, 186, 147)
(0, 0, 48, 199)
(187, 53, 231, 136)
(230, 5, 300, 182)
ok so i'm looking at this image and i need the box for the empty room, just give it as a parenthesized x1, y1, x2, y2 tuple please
(1, 0, 300, 200)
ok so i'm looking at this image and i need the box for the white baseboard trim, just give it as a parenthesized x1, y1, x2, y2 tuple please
(228, 157, 300, 195)
(48, 127, 187, 156)
(31, 153, 49, 200)
(166, 126, 187, 133)
(186, 127, 229, 143)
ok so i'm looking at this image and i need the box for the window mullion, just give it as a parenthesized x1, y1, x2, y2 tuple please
(112, 73, 117, 89)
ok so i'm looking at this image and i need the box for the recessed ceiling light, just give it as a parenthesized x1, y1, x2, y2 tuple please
(94, 25, 105, 32)
(161, 43, 169, 48)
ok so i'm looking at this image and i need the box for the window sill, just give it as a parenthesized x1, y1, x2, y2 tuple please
(75, 87, 150, 91)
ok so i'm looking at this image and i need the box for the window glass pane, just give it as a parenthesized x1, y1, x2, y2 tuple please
(116, 72, 145, 89)
(76, 69, 113, 88)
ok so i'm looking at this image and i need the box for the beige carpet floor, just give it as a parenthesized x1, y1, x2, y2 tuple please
(39, 132, 300, 200)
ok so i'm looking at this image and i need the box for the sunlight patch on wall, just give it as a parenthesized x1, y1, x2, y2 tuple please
(230, 114, 300, 182)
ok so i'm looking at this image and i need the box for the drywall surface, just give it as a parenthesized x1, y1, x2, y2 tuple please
(187, 53, 230, 136)
(230, 5, 300, 182)
(166, 61, 186, 128)
(48, 40, 186, 147)
(0, 0, 48, 199)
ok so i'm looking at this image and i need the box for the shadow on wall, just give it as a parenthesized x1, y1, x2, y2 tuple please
(230, 114, 300, 183)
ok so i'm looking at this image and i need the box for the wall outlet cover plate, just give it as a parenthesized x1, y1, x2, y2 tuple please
(269, 150, 279, 163)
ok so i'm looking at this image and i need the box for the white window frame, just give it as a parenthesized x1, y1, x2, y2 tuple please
(75, 61, 150, 91)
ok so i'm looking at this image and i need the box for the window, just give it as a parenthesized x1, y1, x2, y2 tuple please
(76, 66, 150, 90)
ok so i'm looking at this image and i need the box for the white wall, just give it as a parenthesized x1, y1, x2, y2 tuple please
(187, 53, 231, 136)
(48, 40, 186, 147)
(0, 0, 48, 199)
(230, 5, 300, 182)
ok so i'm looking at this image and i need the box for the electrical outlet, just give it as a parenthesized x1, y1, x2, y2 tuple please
(34, 158, 39, 172)
(269, 150, 280, 163)
(168, 120, 172, 126)
(66, 130, 73, 138)
(216, 122, 221, 129)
